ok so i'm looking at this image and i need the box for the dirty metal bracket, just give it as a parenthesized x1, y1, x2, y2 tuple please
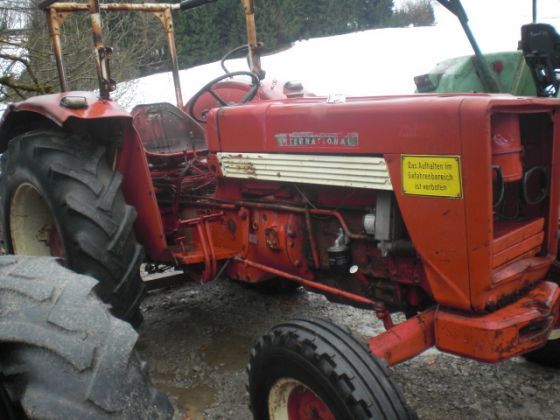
(178, 212, 224, 282)
(240, 0, 265, 79)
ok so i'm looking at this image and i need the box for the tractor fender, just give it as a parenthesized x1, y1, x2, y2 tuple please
(0, 91, 130, 151)
(0, 91, 171, 263)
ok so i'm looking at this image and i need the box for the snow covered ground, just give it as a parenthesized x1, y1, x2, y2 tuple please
(118, 0, 560, 109)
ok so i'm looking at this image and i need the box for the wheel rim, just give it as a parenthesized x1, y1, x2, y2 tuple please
(9, 183, 65, 258)
(268, 378, 335, 420)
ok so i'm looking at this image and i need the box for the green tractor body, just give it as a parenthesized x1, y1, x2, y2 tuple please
(415, 50, 537, 96)
(421, 1, 558, 98)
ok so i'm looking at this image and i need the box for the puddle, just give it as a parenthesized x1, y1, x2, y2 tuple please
(148, 333, 255, 418)
(199, 332, 255, 372)
(152, 372, 216, 420)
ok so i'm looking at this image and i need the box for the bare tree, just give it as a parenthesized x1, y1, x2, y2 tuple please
(1, 1, 167, 103)
(0, 1, 52, 100)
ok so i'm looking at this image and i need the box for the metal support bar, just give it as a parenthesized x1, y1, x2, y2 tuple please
(87, 0, 114, 100)
(38, 0, 59, 9)
(177, 212, 223, 282)
(154, 8, 184, 109)
(533, 0, 537, 23)
(436, 0, 500, 93)
(240, 0, 265, 79)
(234, 257, 383, 309)
(43, 3, 181, 12)
(46, 8, 69, 92)
(369, 308, 436, 366)
(42, 2, 183, 102)
(185, 196, 369, 240)
(304, 210, 321, 269)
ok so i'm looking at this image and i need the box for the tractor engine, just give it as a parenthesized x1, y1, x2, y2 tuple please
(202, 180, 426, 314)
(131, 94, 560, 324)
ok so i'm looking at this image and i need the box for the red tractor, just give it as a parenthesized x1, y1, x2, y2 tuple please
(1, 0, 560, 418)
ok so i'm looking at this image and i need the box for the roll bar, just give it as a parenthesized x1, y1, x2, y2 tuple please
(40, 1, 264, 106)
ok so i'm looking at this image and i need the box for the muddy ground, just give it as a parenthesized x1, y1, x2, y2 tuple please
(137, 273, 560, 420)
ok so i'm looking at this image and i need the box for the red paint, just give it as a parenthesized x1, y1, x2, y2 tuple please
(4, 88, 560, 368)
(370, 309, 436, 366)
(117, 123, 170, 261)
(2, 91, 128, 126)
(287, 386, 335, 420)
(234, 257, 381, 308)
(435, 281, 560, 363)
(183, 79, 310, 122)
(48, 225, 65, 258)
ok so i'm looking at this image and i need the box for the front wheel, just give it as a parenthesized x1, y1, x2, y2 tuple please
(247, 318, 415, 420)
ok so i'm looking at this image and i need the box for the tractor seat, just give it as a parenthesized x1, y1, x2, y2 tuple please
(519, 23, 560, 96)
(132, 102, 207, 155)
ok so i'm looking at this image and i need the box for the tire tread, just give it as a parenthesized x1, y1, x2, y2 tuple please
(0, 256, 173, 419)
(248, 317, 415, 420)
(0, 129, 144, 321)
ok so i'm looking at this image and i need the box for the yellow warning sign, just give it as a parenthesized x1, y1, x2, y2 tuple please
(401, 155, 462, 198)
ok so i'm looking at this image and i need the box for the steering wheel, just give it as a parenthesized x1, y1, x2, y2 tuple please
(188, 71, 260, 123)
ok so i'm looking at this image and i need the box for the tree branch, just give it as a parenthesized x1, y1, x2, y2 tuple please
(0, 75, 52, 95)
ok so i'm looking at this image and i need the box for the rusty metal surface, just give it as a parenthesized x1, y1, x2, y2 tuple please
(185, 195, 369, 240)
(44, 2, 182, 103)
(47, 8, 68, 92)
(87, 0, 114, 100)
(44, 2, 259, 105)
(43, 3, 181, 12)
(217, 152, 393, 190)
(153, 8, 183, 108)
(436, 281, 560, 363)
(240, 0, 264, 79)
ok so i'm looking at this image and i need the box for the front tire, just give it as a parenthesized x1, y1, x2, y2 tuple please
(0, 129, 145, 322)
(247, 318, 414, 420)
(0, 256, 173, 419)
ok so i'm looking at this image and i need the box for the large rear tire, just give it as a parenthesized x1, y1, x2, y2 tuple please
(0, 129, 145, 322)
(247, 317, 415, 420)
(0, 256, 173, 419)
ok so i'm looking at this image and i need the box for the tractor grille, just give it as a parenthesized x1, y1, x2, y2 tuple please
(217, 153, 393, 190)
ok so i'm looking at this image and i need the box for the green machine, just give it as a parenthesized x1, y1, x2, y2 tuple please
(415, 0, 559, 97)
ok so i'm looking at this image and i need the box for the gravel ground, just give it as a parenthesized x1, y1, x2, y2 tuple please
(136, 274, 560, 420)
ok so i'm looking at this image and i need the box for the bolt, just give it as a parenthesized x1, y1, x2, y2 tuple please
(486, 300, 497, 311)
(238, 208, 248, 220)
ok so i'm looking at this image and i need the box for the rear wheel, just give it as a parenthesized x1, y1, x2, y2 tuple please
(247, 318, 415, 420)
(0, 256, 173, 419)
(0, 129, 145, 322)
